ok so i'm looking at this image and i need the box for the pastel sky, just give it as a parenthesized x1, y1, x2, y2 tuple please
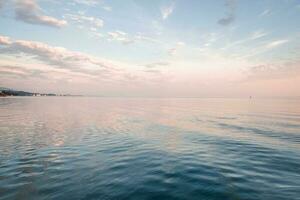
(0, 0, 300, 97)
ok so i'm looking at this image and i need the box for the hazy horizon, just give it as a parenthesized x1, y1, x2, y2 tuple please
(1, 0, 300, 97)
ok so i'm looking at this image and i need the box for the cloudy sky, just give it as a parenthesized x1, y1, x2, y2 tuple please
(0, 0, 300, 97)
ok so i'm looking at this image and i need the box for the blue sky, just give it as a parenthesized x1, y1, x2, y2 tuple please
(0, 0, 300, 97)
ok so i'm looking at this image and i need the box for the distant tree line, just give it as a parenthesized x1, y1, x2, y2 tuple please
(0, 90, 56, 96)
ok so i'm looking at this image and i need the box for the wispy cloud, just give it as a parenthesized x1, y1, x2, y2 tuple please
(0, 65, 46, 79)
(145, 62, 169, 68)
(104, 31, 161, 45)
(201, 32, 220, 47)
(0, 34, 167, 90)
(251, 30, 268, 40)
(266, 40, 289, 49)
(176, 42, 185, 46)
(219, 29, 270, 53)
(64, 13, 104, 28)
(168, 42, 185, 56)
(231, 38, 291, 60)
(102, 6, 112, 11)
(168, 48, 177, 56)
(14, 0, 67, 28)
(107, 31, 134, 45)
(223, 30, 269, 49)
(218, 0, 237, 26)
(72, 0, 99, 6)
(247, 60, 300, 81)
(0, 35, 119, 77)
(260, 9, 271, 17)
(134, 33, 161, 44)
(143, 69, 161, 74)
(161, 2, 175, 20)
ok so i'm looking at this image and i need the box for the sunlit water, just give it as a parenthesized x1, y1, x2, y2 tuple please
(0, 97, 300, 200)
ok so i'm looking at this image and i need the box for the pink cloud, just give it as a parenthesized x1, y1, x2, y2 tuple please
(14, 0, 67, 28)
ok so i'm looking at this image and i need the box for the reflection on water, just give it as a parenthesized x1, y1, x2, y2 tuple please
(0, 97, 300, 200)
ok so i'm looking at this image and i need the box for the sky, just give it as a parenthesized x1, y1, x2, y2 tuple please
(0, 0, 300, 97)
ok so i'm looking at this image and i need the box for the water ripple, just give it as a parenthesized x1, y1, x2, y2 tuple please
(0, 97, 300, 200)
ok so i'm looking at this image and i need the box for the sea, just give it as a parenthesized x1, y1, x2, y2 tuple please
(0, 97, 300, 200)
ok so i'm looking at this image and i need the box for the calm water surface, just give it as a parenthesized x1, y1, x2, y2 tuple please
(0, 97, 300, 200)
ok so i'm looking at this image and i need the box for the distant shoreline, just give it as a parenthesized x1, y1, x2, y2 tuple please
(0, 88, 81, 97)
